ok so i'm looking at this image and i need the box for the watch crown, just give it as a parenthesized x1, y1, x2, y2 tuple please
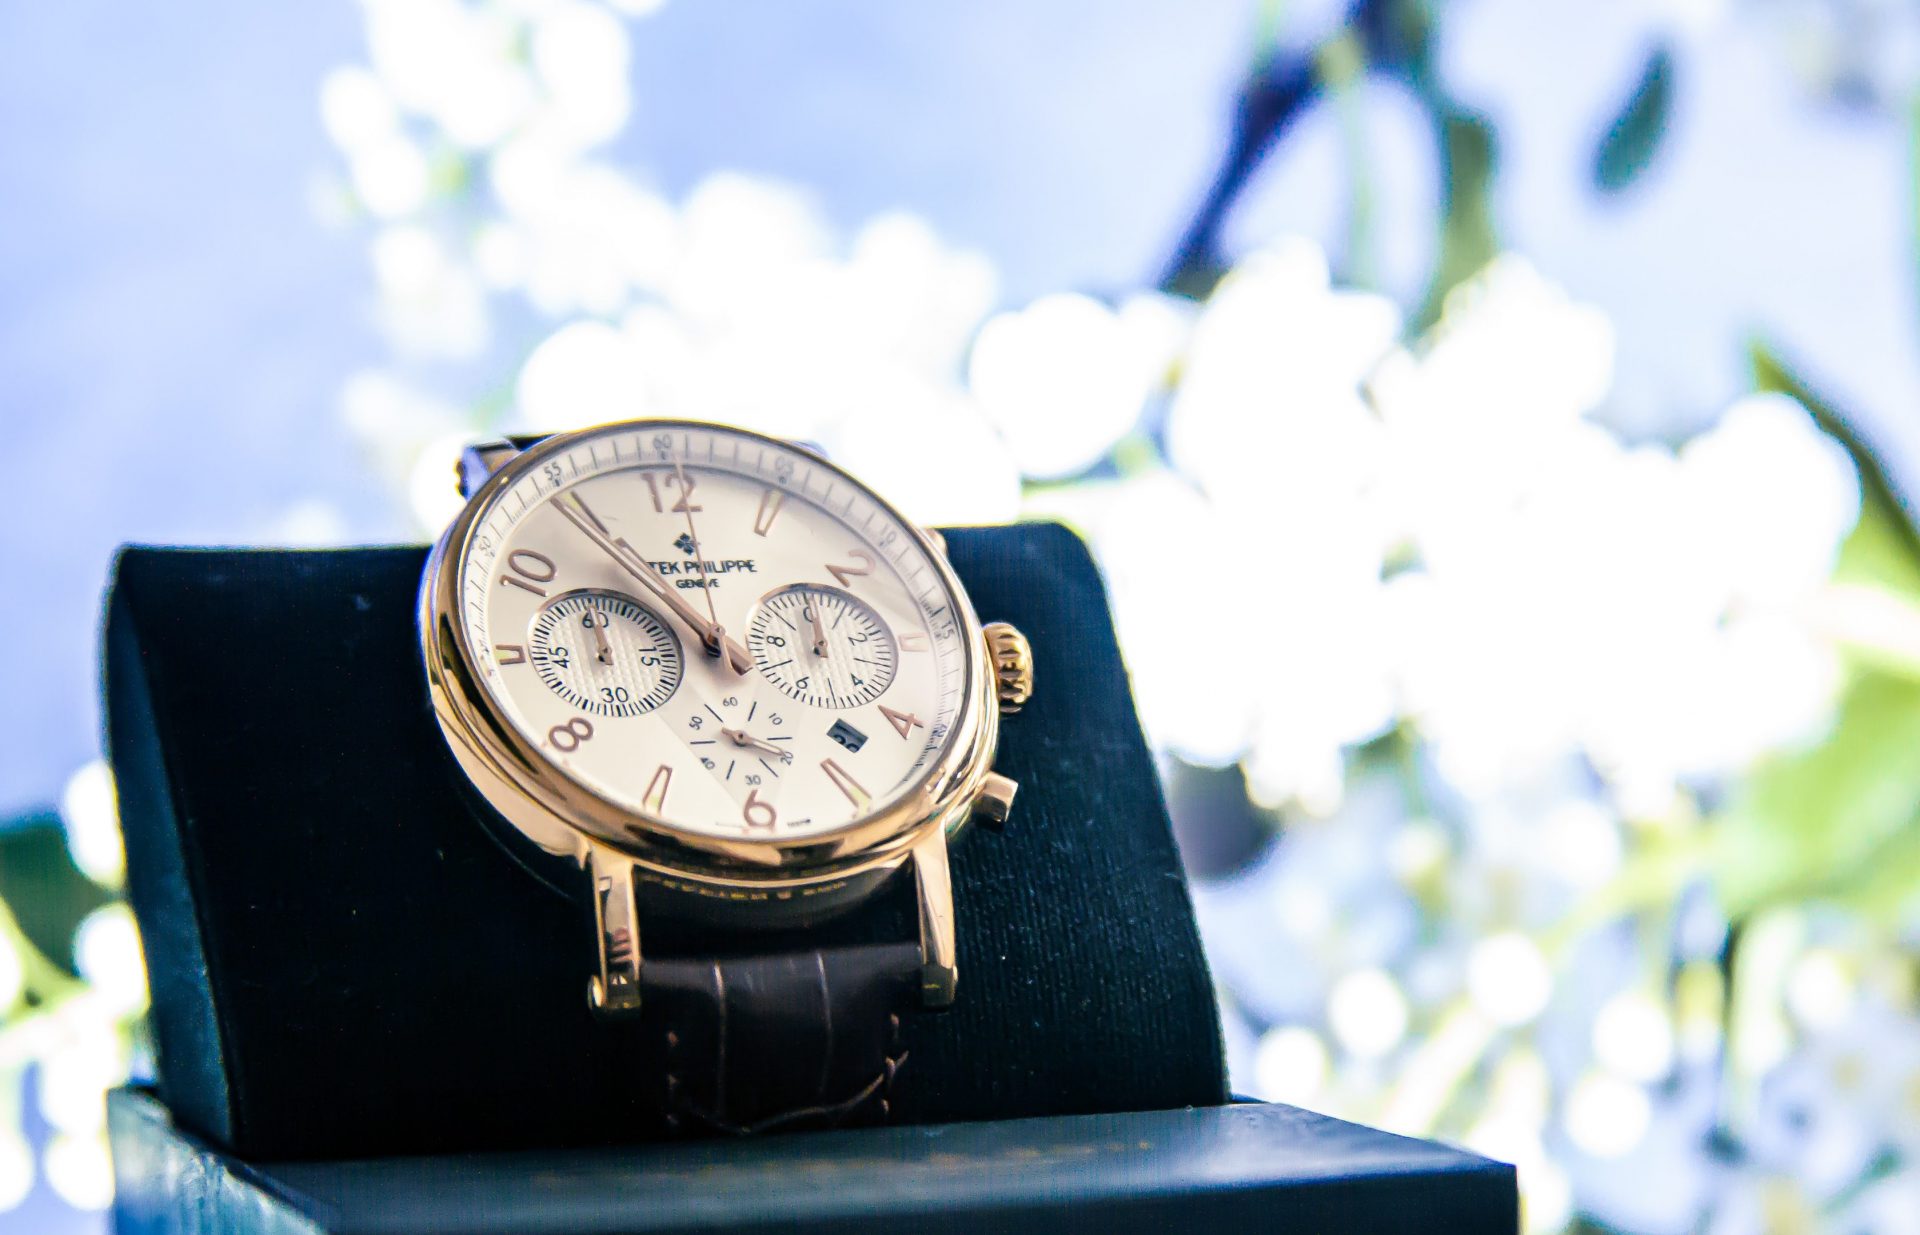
(982, 622, 1033, 713)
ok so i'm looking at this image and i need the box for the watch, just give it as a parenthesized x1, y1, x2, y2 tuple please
(418, 419, 1032, 1134)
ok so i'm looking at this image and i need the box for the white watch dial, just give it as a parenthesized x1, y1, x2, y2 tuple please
(455, 423, 970, 841)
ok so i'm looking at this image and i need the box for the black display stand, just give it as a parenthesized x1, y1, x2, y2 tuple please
(104, 522, 1516, 1232)
(109, 1086, 1519, 1234)
(106, 524, 1225, 1159)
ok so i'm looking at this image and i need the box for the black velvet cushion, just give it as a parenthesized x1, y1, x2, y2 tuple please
(106, 523, 1227, 1160)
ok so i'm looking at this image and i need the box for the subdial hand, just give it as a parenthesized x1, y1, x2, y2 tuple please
(552, 492, 752, 675)
(720, 726, 793, 762)
(587, 611, 613, 665)
(809, 604, 830, 657)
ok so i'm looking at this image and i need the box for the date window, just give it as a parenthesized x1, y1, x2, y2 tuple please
(826, 719, 868, 754)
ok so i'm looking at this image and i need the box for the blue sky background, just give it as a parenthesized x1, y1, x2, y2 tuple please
(9, 2, 1920, 826)
(0, 1, 1269, 824)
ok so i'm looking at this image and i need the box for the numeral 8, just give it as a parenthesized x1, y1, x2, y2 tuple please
(549, 717, 595, 751)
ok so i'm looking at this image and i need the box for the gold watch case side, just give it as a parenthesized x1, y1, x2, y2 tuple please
(417, 420, 1006, 1012)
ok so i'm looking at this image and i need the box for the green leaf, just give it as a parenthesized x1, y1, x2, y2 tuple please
(1751, 342, 1920, 599)
(0, 811, 112, 976)
(1707, 349, 1920, 923)
(1417, 106, 1499, 327)
(1594, 46, 1674, 194)
(1837, 811, 1920, 923)
(1712, 669, 1920, 922)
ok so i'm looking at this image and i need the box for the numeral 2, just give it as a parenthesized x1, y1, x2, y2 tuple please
(826, 549, 875, 587)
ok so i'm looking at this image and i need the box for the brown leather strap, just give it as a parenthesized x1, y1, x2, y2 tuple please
(642, 943, 921, 1135)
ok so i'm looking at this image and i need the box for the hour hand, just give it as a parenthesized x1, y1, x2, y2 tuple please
(553, 492, 752, 675)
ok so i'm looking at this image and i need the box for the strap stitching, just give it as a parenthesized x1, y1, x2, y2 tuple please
(663, 1029, 682, 1132)
(671, 1050, 908, 1137)
(880, 1012, 903, 1120)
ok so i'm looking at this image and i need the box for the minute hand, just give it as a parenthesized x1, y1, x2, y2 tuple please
(553, 492, 753, 675)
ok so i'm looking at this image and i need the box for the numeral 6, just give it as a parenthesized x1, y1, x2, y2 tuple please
(742, 788, 776, 830)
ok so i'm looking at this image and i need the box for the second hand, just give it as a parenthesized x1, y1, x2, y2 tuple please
(673, 459, 725, 644)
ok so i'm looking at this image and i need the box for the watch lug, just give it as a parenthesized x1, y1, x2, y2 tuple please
(910, 830, 958, 1007)
(586, 848, 643, 1016)
(920, 526, 947, 558)
(458, 439, 523, 499)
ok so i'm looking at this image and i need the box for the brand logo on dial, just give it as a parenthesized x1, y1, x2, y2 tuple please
(645, 554, 759, 588)
(660, 534, 755, 584)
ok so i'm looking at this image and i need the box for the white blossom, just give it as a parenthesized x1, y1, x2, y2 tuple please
(969, 291, 1187, 479)
(303, 13, 1912, 1233)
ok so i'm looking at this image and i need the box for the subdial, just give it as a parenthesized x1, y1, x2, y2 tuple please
(667, 689, 800, 805)
(747, 585, 897, 710)
(529, 590, 683, 717)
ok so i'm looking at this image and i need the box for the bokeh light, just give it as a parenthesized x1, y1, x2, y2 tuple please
(8, 2, 1920, 1232)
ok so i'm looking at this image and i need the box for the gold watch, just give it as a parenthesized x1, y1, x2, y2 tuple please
(418, 419, 1030, 1132)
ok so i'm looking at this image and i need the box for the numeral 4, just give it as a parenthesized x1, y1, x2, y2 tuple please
(879, 704, 923, 740)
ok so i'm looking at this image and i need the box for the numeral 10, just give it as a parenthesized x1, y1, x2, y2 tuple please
(499, 549, 556, 597)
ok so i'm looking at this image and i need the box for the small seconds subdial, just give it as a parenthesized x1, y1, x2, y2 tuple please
(748, 585, 897, 710)
(530, 590, 684, 717)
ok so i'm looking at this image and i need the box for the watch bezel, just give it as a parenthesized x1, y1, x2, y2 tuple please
(419, 418, 998, 897)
